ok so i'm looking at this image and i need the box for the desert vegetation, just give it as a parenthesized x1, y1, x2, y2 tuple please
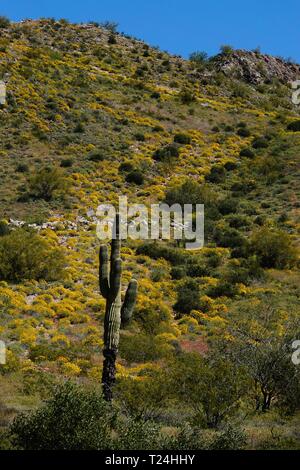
(0, 18, 299, 450)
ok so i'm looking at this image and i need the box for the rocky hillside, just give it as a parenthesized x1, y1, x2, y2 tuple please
(211, 49, 300, 84)
(0, 18, 300, 450)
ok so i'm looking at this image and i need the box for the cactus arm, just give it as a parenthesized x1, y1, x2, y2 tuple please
(99, 245, 109, 299)
(121, 279, 138, 327)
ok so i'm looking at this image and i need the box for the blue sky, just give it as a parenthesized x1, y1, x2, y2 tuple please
(1, 0, 300, 61)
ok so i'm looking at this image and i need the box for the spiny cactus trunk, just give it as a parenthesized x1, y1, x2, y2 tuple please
(99, 214, 137, 401)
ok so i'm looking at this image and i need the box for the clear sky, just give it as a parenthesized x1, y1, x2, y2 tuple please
(1, 0, 300, 61)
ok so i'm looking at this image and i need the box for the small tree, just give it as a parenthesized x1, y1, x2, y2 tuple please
(251, 228, 297, 269)
(0, 229, 66, 282)
(174, 279, 201, 314)
(220, 44, 234, 55)
(189, 51, 208, 64)
(10, 382, 114, 450)
(27, 166, 68, 201)
(0, 16, 10, 28)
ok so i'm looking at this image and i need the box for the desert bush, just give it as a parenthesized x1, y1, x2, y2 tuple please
(10, 382, 114, 450)
(16, 163, 29, 173)
(287, 120, 300, 132)
(209, 424, 247, 450)
(74, 122, 85, 133)
(60, 158, 73, 168)
(153, 144, 179, 162)
(205, 165, 226, 183)
(189, 51, 208, 64)
(237, 127, 251, 137)
(223, 161, 237, 171)
(125, 170, 144, 185)
(239, 148, 255, 158)
(0, 229, 66, 282)
(166, 354, 248, 428)
(250, 228, 297, 269)
(108, 34, 117, 44)
(213, 225, 246, 249)
(119, 161, 134, 173)
(115, 374, 169, 420)
(218, 197, 238, 215)
(119, 334, 172, 363)
(174, 279, 201, 314)
(114, 418, 165, 450)
(220, 44, 234, 55)
(165, 181, 219, 221)
(136, 243, 187, 265)
(207, 280, 239, 298)
(0, 16, 10, 28)
(134, 302, 172, 335)
(27, 166, 68, 201)
(171, 266, 187, 279)
(88, 151, 105, 162)
(174, 133, 191, 145)
(179, 89, 196, 104)
(0, 219, 10, 236)
(134, 132, 145, 141)
(252, 137, 269, 149)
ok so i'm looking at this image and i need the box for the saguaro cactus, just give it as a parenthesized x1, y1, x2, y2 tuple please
(99, 214, 137, 401)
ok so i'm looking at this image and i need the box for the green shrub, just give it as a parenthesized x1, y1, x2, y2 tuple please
(220, 44, 234, 55)
(171, 266, 187, 279)
(119, 161, 134, 173)
(239, 148, 255, 158)
(153, 144, 179, 162)
(108, 34, 117, 45)
(136, 243, 187, 265)
(174, 133, 191, 145)
(125, 170, 144, 185)
(120, 334, 171, 362)
(174, 279, 201, 314)
(189, 51, 208, 64)
(223, 161, 237, 171)
(0, 16, 10, 28)
(74, 122, 85, 133)
(207, 280, 239, 298)
(134, 303, 171, 335)
(210, 424, 247, 450)
(252, 137, 269, 149)
(150, 91, 160, 100)
(237, 127, 251, 137)
(186, 261, 209, 277)
(60, 158, 73, 168)
(16, 163, 29, 173)
(134, 132, 145, 141)
(10, 382, 114, 450)
(213, 226, 246, 249)
(179, 89, 196, 104)
(218, 197, 238, 215)
(250, 228, 297, 269)
(287, 120, 300, 132)
(0, 229, 66, 282)
(88, 151, 105, 162)
(27, 166, 68, 201)
(205, 165, 226, 183)
(0, 219, 10, 236)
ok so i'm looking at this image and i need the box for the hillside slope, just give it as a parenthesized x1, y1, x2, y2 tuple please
(0, 19, 300, 449)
